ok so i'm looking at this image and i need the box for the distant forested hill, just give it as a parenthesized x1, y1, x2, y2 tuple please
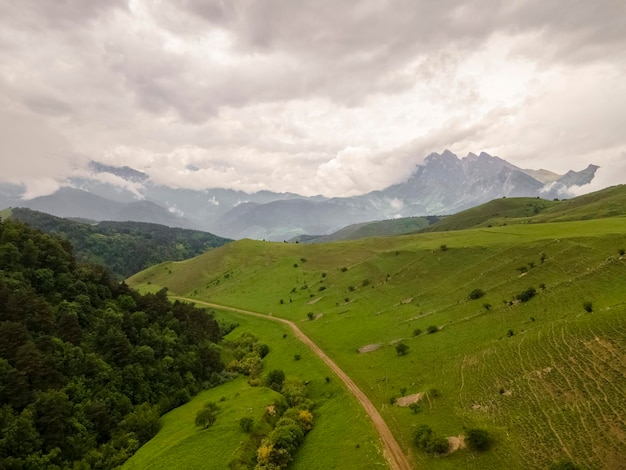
(0, 218, 227, 469)
(9, 208, 232, 278)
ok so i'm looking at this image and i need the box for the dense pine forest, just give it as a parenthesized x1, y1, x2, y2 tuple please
(9, 208, 232, 279)
(0, 218, 228, 469)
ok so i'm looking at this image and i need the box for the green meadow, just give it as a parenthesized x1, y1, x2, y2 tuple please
(123, 310, 387, 470)
(128, 189, 626, 469)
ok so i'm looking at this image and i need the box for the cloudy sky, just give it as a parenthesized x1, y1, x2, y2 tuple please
(1, 0, 625, 198)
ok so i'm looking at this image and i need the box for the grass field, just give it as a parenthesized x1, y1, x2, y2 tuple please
(128, 190, 626, 469)
(123, 310, 388, 470)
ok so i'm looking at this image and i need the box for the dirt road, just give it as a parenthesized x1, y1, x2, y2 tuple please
(173, 297, 413, 470)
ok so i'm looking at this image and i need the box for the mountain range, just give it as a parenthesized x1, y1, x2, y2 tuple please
(0, 151, 598, 240)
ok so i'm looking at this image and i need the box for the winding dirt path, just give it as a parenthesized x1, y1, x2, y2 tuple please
(172, 296, 413, 470)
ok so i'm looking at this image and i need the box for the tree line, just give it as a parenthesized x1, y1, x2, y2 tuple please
(0, 218, 227, 469)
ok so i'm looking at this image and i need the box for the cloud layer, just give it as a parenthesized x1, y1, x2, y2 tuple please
(1, 0, 625, 197)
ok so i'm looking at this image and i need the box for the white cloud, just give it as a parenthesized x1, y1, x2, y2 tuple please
(0, 0, 624, 198)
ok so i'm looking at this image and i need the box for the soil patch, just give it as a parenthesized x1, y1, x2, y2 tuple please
(358, 343, 382, 353)
(446, 435, 466, 454)
(395, 393, 424, 407)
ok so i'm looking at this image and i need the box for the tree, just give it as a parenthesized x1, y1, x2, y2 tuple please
(395, 343, 409, 356)
(516, 287, 537, 302)
(466, 428, 491, 451)
(468, 288, 485, 300)
(239, 417, 254, 433)
(267, 369, 286, 391)
(195, 402, 219, 429)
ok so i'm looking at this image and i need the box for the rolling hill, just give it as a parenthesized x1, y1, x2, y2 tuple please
(7, 207, 232, 278)
(128, 185, 626, 469)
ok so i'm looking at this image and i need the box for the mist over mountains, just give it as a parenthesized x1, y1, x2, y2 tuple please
(1, 151, 598, 241)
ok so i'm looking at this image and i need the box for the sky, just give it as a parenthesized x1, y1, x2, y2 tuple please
(1, 0, 625, 199)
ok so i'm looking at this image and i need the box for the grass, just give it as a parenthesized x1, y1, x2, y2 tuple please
(128, 187, 626, 469)
(124, 310, 388, 470)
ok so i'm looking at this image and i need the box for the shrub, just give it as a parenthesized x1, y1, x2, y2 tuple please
(239, 417, 254, 433)
(483, 303, 492, 311)
(506, 329, 514, 337)
(362, 279, 370, 287)
(409, 403, 421, 414)
(395, 343, 409, 356)
(516, 287, 537, 302)
(469, 288, 485, 300)
(307, 312, 314, 320)
(414, 424, 449, 455)
(466, 428, 491, 451)
(583, 301, 593, 313)
(427, 325, 439, 334)
(619, 248, 625, 256)
(439, 244, 448, 252)
(267, 369, 286, 391)
(413, 328, 422, 337)
(340, 267, 348, 272)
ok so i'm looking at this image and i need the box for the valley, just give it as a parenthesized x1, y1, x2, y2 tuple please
(128, 189, 626, 469)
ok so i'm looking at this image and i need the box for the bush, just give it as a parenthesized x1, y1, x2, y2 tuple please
(340, 267, 348, 272)
(414, 424, 449, 455)
(266, 369, 286, 391)
(395, 343, 409, 356)
(413, 328, 422, 337)
(483, 303, 492, 311)
(362, 279, 370, 287)
(619, 248, 625, 256)
(439, 244, 448, 252)
(239, 417, 254, 433)
(469, 288, 485, 300)
(583, 301, 593, 313)
(516, 287, 537, 302)
(427, 325, 439, 334)
(466, 428, 491, 451)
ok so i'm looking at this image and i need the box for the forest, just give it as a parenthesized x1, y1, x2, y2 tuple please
(10, 208, 231, 279)
(0, 218, 228, 469)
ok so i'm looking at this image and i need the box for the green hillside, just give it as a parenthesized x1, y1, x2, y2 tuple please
(296, 216, 439, 243)
(8, 207, 231, 278)
(424, 184, 626, 233)
(129, 193, 626, 469)
(123, 311, 387, 470)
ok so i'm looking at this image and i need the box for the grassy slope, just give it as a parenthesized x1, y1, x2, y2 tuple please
(424, 184, 626, 233)
(123, 310, 388, 470)
(311, 217, 433, 243)
(129, 215, 626, 469)
(128, 186, 626, 469)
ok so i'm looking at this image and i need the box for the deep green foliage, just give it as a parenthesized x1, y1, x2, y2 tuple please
(239, 417, 254, 433)
(469, 288, 485, 300)
(195, 402, 219, 429)
(413, 424, 449, 455)
(583, 301, 593, 313)
(0, 219, 224, 469)
(516, 287, 537, 302)
(395, 343, 409, 356)
(266, 370, 286, 391)
(427, 325, 439, 334)
(11, 208, 231, 278)
(466, 428, 491, 451)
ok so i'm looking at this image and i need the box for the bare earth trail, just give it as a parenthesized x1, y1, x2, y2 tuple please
(173, 296, 413, 470)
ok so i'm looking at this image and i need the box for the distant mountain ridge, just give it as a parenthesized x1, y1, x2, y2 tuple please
(1, 151, 599, 240)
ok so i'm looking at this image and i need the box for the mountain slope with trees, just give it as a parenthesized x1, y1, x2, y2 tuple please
(0, 218, 226, 469)
(7, 208, 231, 278)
